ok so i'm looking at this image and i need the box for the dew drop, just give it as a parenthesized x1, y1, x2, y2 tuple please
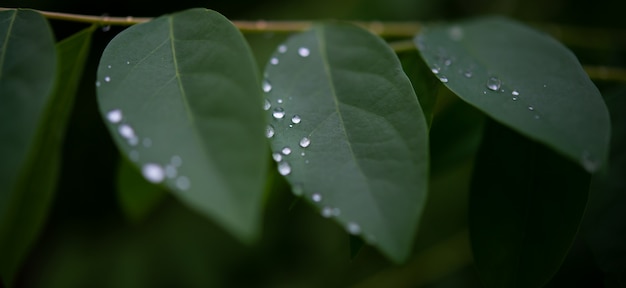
(431, 67, 440, 74)
(298, 47, 310, 57)
(512, 90, 520, 96)
(528, 106, 534, 111)
(486, 77, 501, 91)
(104, 76, 111, 82)
(291, 115, 301, 124)
(289, 124, 293, 128)
(444, 58, 452, 66)
(512, 97, 518, 101)
(321, 206, 333, 218)
(263, 99, 271, 111)
(270, 57, 279, 65)
(142, 163, 165, 183)
(278, 161, 291, 176)
(534, 115, 540, 120)
(126, 61, 130, 65)
(142, 138, 152, 148)
(581, 150, 599, 172)
(278, 45, 287, 54)
(171, 155, 182, 167)
(118, 124, 135, 139)
(262, 79, 272, 93)
(106, 109, 122, 123)
(299, 137, 311, 148)
(128, 137, 139, 146)
(438, 75, 449, 83)
(281, 147, 292, 155)
(107, 65, 112, 69)
(463, 70, 473, 78)
(277, 98, 283, 104)
(311, 193, 322, 202)
(300, 152, 305, 157)
(272, 152, 283, 162)
(347, 222, 361, 235)
(292, 184, 304, 196)
(272, 108, 285, 119)
(176, 176, 191, 190)
(95, 81, 101, 87)
(265, 125, 275, 138)
(165, 165, 177, 179)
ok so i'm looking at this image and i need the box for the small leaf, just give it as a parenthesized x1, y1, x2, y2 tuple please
(582, 87, 626, 286)
(117, 158, 167, 223)
(96, 8, 267, 242)
(416, 17, 610, 173)
(262, 23, 429, 262)
(0, 13, 93, 284)
(470, 120, 589, 288)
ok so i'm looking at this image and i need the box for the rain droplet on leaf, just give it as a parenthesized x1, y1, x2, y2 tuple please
(486, 77, 501, 91)
(142, 163, 165, 183)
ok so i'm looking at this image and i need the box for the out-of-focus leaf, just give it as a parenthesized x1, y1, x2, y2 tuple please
(469, 120, 589, 288)
(117, 158, 167, 223)
(262, 23, 429, 263)
(398, 50, 439, 128)
(416, 17, 610, 173)
(1, 11, 92, 285)
(96, 8, 267, 242)
(583, 87, 626, 287)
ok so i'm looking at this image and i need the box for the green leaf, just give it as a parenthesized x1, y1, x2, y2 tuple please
(117, 158, 168, 223)
(415, 17, 610, 173)
(582, 87, 626, 286)
(0, 12, 93, 284)
(262, 23, 429, 263)
(96, 8, 267, 242)
(469, 120, 589, 288)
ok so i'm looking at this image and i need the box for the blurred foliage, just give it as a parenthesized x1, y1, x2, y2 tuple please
(1, 0, 623, 287)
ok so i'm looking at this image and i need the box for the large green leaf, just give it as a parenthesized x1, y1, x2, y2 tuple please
(583, 87, 626, 287)
(262, 23, 429, 262)
(96, 8, 267, 242)
(0, 13, 93, 285)
(415, 17, 610, 173)
(469, 120, 589, 288)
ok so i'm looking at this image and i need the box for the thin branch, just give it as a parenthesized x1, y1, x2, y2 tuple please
(388, 39, 416, 53)
(584, 66, 626, 82)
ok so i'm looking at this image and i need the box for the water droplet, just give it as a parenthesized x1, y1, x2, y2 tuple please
(278, 45, 288, 53)
(305, 160, 310, 164)
(104, 76, 111, 82)
(512, 90, 519, 96)
(281, 147, 292, 155)
(176, 176, 191, 190)
(291, 115, 301, 124)
(444, 58, 452, 66)
(292, 184, 303, 196)
(272, 152, 282, 162)
(581, 150, 599, 172)
(512, 97, 518, 101)
(263, 99, 271, 111)
(534, 115, 540, 119)
(347, 222, 361, 235)
(543, 84, 547, 88)
(300, 152, 305, 156)
(311, 193, 322, 202)
(106, 109, 122, 123)
(438, 75, 449, 83)
(449, 26, 463, 41)
(321, 206, 333, 218)
(142, 163, 165, 183)
(528, 106, 534, 111)
(272, 108, 285, 119)
(431, 67, 440, 74)
(289, 124, 293, 128)
(299, 137, 311, 148)
(107, 65, 112, 69)
(118, 124, 135, 139)
(128, 137, 139, 146)
(262, 79, 272, 93)
(126, 61, 130, 65)
(463, 70, 473, 78)
(95, 81, 101, 87)
(142, 138, 152, 148)
(298, 47, 310, 57)
(270, 57, 279, 65)
(265, 125, 275, 138)
(165, 165, 177, 179)
(171, 155, 182, 167)
(101, 25, 111, 32)
(129, 150, 139, 161)
(483, 91, 487, 95)
(277, 98, 283, 104)
(278, 161, 291, 176)
(486, 77, 501, 91)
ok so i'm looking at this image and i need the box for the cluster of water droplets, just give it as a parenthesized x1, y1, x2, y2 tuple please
(100, 61, 191, 191)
